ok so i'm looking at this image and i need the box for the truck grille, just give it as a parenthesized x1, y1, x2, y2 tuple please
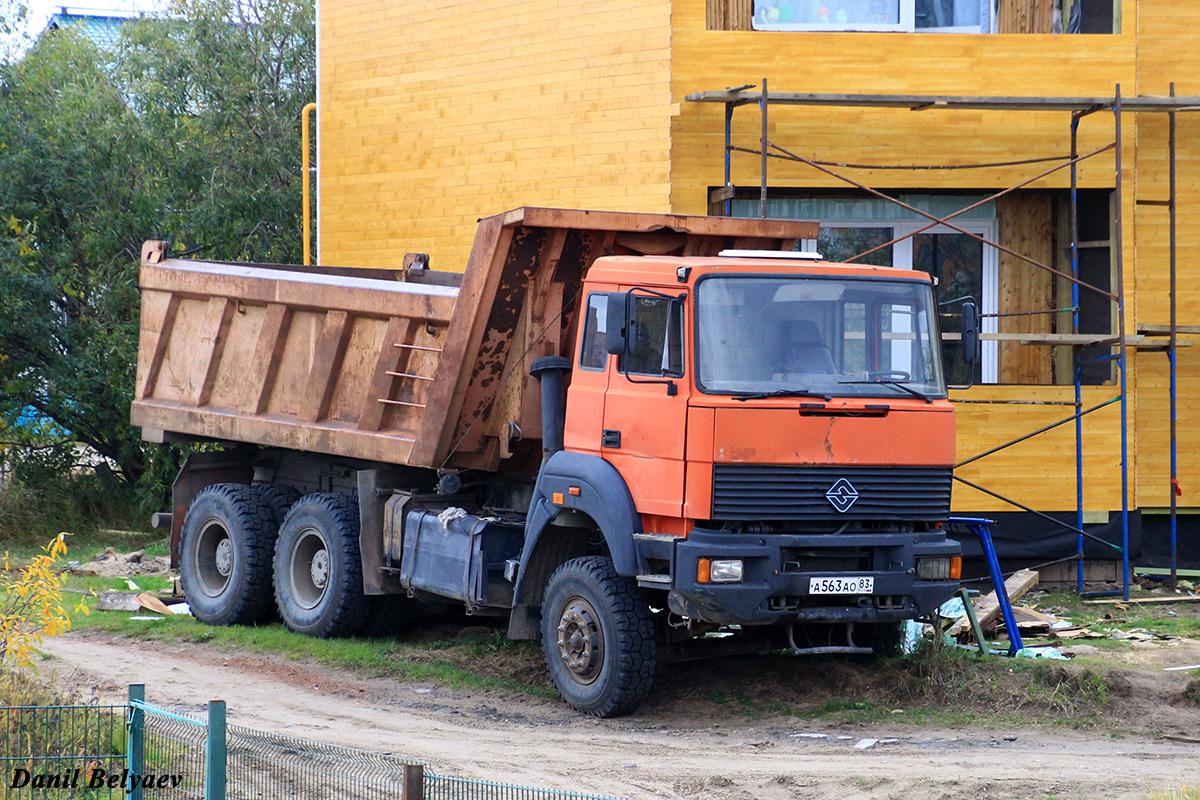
(711, 465, 951, 522)
(781, 550, 871, 572)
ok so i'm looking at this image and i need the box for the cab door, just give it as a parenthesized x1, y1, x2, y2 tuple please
(600, 289, 689, 517)
(563, 290, 615, 455)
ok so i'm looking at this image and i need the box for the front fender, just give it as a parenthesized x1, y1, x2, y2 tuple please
(509, 452, 642, 635)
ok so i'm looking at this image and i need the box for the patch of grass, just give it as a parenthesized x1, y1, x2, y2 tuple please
(1034, 589, 1200, 641)
(2, 530, 164, 566)
(1147, 789, 1200, 800)
(68, 593, 557, 700)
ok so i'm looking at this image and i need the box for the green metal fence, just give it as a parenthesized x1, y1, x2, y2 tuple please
(4, 685, 625, 800)
(1, 701, 127, 798)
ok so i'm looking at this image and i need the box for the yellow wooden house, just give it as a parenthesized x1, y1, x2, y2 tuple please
(314, 0, 1198, 578)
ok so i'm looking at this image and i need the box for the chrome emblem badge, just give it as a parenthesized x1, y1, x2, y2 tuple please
(825, 479, 859, 513)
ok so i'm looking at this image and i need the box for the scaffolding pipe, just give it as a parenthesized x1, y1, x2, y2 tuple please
(1170, 83, 1179, 590)
(724, 102, 734, 217)
(1114, 85, 1131, 601)
(1070, 114, 1084, 592)
(952, 476, 1123, 551)
(760, 79, 768, 218)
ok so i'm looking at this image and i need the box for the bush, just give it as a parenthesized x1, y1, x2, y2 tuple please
(0, 533, 89, 668)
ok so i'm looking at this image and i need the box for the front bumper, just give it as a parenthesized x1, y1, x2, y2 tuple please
(662, 527, 960, 626)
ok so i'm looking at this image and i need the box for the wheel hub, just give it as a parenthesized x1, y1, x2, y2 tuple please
(310, 550, 329, 589)
(556, 597, 603, 683)
(214, 538, 233, 577)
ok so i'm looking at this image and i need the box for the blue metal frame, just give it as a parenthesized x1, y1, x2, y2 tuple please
(709, 86, 1147, 601)
(950, 517, 1023, 655)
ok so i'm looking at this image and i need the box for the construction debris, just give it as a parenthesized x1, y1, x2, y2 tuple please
(1084, 595, 1200, 605)
(71, 548, 171, 577)
(948, 569, 1039, 637)
(96, 592, 141, 612)
(136, 592, 172, 615)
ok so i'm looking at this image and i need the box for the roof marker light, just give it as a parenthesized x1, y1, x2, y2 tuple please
(717, 249, 823, 260)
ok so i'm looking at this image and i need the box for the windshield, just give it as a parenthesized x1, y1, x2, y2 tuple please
(694, 275, 946, 399)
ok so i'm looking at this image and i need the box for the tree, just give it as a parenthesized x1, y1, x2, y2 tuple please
(0, 0, 315, 512)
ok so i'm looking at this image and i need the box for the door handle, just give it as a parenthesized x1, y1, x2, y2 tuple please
(602, 429, 621, 448)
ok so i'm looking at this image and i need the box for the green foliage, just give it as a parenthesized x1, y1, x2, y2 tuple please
(0, 0, 314, 520)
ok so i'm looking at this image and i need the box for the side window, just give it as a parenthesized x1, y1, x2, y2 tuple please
(579, 293, 609, 370)
(622, 295, 684, 378)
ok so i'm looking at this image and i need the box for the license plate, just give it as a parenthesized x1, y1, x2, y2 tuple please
(809, 576, 874, 595)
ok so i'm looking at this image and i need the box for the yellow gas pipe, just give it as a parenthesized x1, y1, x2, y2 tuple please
(302, 102, 316, 265)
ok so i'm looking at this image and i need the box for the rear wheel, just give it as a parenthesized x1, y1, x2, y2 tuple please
(180, 483, 277, 625)
(273, 493, 370, 638)
(251, 483, 302, 527)
(541, 556, 655, 717)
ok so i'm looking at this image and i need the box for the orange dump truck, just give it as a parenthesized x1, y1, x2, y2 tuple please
(132, 208, 967, 717)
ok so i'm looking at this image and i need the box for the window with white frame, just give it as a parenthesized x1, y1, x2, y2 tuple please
(813, 219, 998, 385)
(732, 196, 998, 384)
(751, 0, 990, 32)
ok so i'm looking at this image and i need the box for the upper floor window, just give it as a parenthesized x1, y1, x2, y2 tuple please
(751, 0, 987, 32)
(722, 0, 1119, 33)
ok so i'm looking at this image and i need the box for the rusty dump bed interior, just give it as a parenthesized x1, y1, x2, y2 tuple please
(130, 207, 817, 473)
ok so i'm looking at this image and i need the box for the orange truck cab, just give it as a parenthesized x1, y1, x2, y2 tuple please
(520, 250, 963, 685)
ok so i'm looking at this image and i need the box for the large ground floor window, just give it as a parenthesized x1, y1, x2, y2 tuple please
(734, 195, 999, 384)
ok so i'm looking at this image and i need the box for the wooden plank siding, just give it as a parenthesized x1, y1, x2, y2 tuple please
(1131, 0, 1200, 511)
(665, 0, 1140, 515)
(317, 0, 675, 271)
(667, 0, 1134, 212)
(313, 0, 1200, 519)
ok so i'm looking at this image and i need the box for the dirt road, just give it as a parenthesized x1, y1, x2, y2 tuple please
(37, 630, 1200, 799)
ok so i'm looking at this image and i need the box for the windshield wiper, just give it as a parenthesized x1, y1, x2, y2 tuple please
(734, 388, 834, 402)
(838, 379, 933, 403)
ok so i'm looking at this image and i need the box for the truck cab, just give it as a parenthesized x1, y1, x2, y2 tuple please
(521, 251, 962, 706)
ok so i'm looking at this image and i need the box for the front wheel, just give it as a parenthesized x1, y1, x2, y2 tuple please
(273, 493, 370, 638)
(541, 556, 655, 718)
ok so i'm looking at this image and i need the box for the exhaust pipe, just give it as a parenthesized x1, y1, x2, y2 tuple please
(530, 356, 572, 457)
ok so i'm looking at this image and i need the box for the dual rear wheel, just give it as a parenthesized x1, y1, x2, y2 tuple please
(180, 485, 657, 716)
(180, 485, 387, 637)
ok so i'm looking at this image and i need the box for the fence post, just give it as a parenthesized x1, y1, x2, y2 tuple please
(403, 763, 424, 800)
(126, 684, 145, 800)
(205, 700, 226, 800)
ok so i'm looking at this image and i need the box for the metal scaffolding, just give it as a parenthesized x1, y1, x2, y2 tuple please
(687, 83, 1200, 598)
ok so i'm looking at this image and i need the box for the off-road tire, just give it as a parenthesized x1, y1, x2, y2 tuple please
(180, 483, 277, 626)
(273, 493, 370, 638)
(251, 483, 302, 527)
(541, 556, 655, 718)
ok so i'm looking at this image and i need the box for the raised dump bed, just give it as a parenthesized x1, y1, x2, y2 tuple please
(131, 207, 815, 473)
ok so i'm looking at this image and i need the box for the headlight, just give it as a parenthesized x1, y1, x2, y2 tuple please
(698, 558, 744, 583)
(917, 556, 962, 581)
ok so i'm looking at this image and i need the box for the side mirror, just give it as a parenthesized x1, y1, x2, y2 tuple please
(606, 292, 630, 357)
(961, 301, 980, 365)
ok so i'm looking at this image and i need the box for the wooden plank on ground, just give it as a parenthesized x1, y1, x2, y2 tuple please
(1083, 595, 1200, 605)
(949, 569, 1039, 637)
